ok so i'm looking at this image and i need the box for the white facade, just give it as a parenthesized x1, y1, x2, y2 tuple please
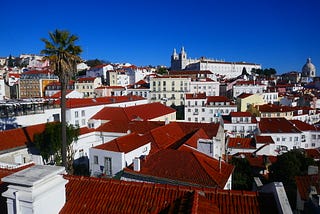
(150, 76, 191, 106)
(185, 95, 237, 123)
(223, 116, 257, 138)
(0, 78, 5, 100)
(2, 165, 67, 214)
(171, 47, 261, 79)
(189, 79, 220, 96)
(301, 130, 320, 149)
(262, 92, 279, 104)
(259, 132, 302, 154)
(125, 66, 155, 86)
(89, 142, 151, 177)
(233, 82, 266, 98)
(86, 64, 114, 80)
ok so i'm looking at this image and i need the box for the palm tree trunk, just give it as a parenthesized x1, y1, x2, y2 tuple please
(61, 75, 67, 171)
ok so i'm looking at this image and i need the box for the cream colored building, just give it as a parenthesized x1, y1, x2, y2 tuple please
(75, 77, 102, 98)
(150, 75, 191, 106)
(237, 93, 265, 112)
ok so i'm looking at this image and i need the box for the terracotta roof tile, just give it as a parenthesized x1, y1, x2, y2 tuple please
(237, 93, 253, 99)
(0, 123, 46, 152)
(230, 112, 252, 117)
(228, 138, 255, 149)
(296, 174, 320, 201)
(259, 118, 301, 134)
(132, 147, 234, 188)
(94, 132, 151, 153)
(289, 120, 319, 131)
(61, 175, 270, 214)
(255, 136, 275, 144)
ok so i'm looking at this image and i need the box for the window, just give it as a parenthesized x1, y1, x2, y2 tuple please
(104, 157, 112, 176)
(312, 135, 316, 140)
(94, 156, 98, 164)
(75, 120, 79, 126)
(294, 137, 298, 141)
(202, 117, 205, 121)
(82, 119, 86, 126)
(75, 111, 79, 118)
(81, 110, 85, 117)
(312, 143, 316, 147)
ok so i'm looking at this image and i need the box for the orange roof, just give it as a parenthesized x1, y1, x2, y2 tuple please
(289, 120, 319, 131)
(96, 120, 164, 134)
(257, 104, 293, 113)
(230, 112, 252, 117)
(296, 174, 320, 201)
(305, 149, 320, 159)
(60, 175, 271, 214)
(94, 132, 151, 153)
(207, 96, 232, 103)
(237, 93, 253, 99)
(91, 102, 175, 122)
(126, 146, 234, 188)
(255, 136, 275, 144)
(76, 77, 96, 83)
(185, 93, 207, 99)
(259, 118, 301, 134)
(228, 138, 255, 149)
(0, 123, 46, 151)
(184, 128, 210, 149)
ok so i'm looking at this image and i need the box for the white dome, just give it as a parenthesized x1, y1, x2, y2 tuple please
(302, 58, 316, 77)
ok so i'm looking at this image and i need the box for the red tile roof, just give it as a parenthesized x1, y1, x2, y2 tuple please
(61, 175, 271, 214)
(91, 102, 175, 122)
(289, 120, 319, 131)
(305, 149, 320, 160)
(207, 96, 232, 103)
(255, 136, 275, 144)
(237, 93, 253, 99)
(257, 104, 293, 113)
(185, 93, 207, 99)
(76, 77, 96, 83)
(128, 146, 234, 189)
(177, 122, 221, 139)
(94, 132, 151, 153)
(230, 112, 252, 117)
(296, 174, 320, 201)
(0, 123, 47, 152)
(258, 118, 301, 134)
(96, 120, 164, 134)
(184, 128, 210, 149)
(238, 153, 277, 168)
(50, 90, 73, 98)
(228, 138, 255, 149)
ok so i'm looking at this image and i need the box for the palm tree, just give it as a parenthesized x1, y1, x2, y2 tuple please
(41, 29, 82, 171)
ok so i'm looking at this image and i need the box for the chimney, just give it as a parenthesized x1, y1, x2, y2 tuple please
(2, 165, 67, 214)
(133, 157, 140, 172)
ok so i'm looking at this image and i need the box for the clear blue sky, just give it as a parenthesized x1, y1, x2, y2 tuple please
(1, 0, 320, 74)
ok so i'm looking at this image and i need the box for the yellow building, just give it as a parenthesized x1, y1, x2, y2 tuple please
(236, 93, 265, 112)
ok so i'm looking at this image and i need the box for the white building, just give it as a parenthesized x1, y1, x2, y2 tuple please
(223, 112, 258, 138)
(171, 47, 261, 79)
(233, 80, 267, 98)
(89, 132, 151, 177)
(185, 93, 237, 123)
(150, 75, 191, 106)
(190, 78, 220, 96)
(258, 118, 302, 154)
(75, 77, 102, 98)
(290, 120, 320, 149)
(86, 64, 114, 81)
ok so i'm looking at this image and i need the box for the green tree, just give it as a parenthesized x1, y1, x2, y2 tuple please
(41, 29, 82, 171)
(156, 67, 168, 75)
(269, 149, 315, 208)
(230, 157, 253, 190)
(34, 122, 79, 173)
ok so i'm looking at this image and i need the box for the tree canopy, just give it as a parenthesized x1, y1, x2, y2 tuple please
(41, 29, 82, 170)
(251, 68, 277, 77)
(34, 122, 79, 171)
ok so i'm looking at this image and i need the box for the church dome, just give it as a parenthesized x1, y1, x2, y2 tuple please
(302, 58, 316, 77)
